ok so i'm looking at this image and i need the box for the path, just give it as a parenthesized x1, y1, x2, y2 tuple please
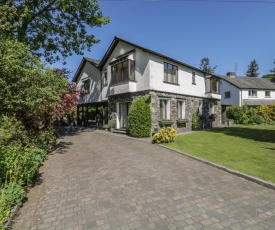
(13, 129, 275, 230)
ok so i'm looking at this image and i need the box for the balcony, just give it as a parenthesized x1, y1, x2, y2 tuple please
(110, 81, 137, 95)
(205, 92, 221, 100)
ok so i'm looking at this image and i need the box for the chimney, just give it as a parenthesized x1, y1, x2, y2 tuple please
(227, 72, 236, 78)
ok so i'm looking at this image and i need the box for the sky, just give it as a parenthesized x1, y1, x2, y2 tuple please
(52, 0, 275, 80)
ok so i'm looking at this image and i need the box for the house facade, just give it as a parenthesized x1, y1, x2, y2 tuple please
(73, 37, 222, 133)
(220, 72, 275, 107)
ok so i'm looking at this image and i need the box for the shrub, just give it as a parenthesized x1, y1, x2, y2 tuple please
(226, 106, 244, 124)
(153, 127, 177, 143)
(128, 96, 152, 137)
(192, 114, 200, 130)
(107, 118, 116, 129)
(0, 191, 10, 226)
(2, 183, 26, 207)
(249, 114, 265, 125)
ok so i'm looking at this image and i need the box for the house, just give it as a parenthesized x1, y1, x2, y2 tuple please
(72, 37, 222, 133)
(220, 72, 275, 122)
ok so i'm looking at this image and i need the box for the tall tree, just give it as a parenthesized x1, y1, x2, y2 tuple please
(199, 57, 217, 74)
(246, 59, 259, 77)
(0, 0, 109, 63)
(270, 58, 275, 74)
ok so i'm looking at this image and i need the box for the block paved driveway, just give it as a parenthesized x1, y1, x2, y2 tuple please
(13, 129, 275, 230)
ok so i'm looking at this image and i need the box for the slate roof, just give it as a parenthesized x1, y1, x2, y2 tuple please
(84, 57, 100, 67)
(220, 76, 275, 90)
(243, 99, 275, 106)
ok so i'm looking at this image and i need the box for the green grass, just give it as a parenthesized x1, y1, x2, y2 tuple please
(168, 125, 275, 183)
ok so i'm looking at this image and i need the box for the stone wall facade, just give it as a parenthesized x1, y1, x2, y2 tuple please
(108, 90, 221, 134)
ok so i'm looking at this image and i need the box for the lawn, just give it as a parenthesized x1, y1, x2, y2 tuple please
(168, 125, 275, 183)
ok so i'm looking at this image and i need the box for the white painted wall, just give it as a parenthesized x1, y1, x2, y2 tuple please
(75, 62, 101, 103)
(149, 55, 207, 98)
(103, 41, 150, 96)
(220, 79, 240, 106)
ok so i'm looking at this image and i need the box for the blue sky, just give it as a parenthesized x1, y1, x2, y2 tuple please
(53, 0, 275, 79)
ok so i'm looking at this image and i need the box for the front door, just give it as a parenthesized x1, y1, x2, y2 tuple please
(119, 102, 131, 129)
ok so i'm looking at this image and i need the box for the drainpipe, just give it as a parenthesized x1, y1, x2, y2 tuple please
(241, 89, 243, 106)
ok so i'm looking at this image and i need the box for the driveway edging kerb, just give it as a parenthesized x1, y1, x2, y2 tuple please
(160, 144, 275, 191)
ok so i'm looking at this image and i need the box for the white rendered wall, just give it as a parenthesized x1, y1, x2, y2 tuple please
(75, 62, 101, 103)
(242, 89, 275, 100)
(220, 80, 240, 106)
(149, 55, 206, 97)
(104, 41, 150, 96)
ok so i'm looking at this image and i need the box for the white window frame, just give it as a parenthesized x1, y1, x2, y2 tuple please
(103, 72, 108, 86)
(192, 71, 196, 85)
(198, 100, 203, 116)
(248, 90, 257, 97)
(209, 103, 215, 116)
(225, 91, 231, 98)
(164, 62, 178, 84)
(160, 99, 170, 120)
(265, 91, 271, 97)
(177, 100, 186, 119)
(81, 78, 91, 94)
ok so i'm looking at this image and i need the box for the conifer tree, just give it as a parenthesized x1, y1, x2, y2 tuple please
(246, 59, 259, 77)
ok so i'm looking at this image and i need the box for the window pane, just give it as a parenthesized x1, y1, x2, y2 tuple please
(117, 63, 122, 82)
(111, 66, 117, 84)
(130, 60, 135, 81)
(160, 100, 166, 120)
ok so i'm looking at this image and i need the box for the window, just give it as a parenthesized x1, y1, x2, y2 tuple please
(177, 100, 186, 119)
(192, 72, 196, 85)
(265, 91, 271, 97)
(249, 90, 257, 97)
(160, 99, 170, 120)
(111, 60, 135, 84)
(103, 72, 108, 86)
(81, 79, 90, 94)
(210, 78, 220, 94)
(198, 100, 203, 116)
(164, 62, 178, 84)
(209, 103, 215, 116)
(225, 91, 231, 98)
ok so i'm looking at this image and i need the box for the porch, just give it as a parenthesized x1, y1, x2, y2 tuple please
(77, 102, 108, 127)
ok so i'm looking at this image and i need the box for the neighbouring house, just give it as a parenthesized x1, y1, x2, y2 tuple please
(72, 37, 222, 133)
(220, 72, 275, 122)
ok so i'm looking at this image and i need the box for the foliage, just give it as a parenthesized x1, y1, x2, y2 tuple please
(107, 119, 116, 129)
(0, 191, 10, 226)
(168, 125, 275, 183)
(0, 39, 69, 131)
(0, 117, 47, 186)
(226, 104, 275, 125)
(128, 97, 152, 138)
(246, 59, 259, 77)
(270, 58, 275, 74)
(153, 127, 177, 143)
(2, 183, 25, 207)
(0, 0, 109, 63)
(192, 114, 201, 130)
(199, 57, 217, 74)
(226, 106, 245, 124)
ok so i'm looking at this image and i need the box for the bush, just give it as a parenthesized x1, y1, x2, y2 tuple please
(107, 118, 116, 129)
(2, 183, 26, 207)
(226, 106, 244, 124)
(192, 114, 200, 130)
(128, 96, 152, 137)
(153, 127, 176, 143)
(249, 114, 265, 125)
(0, 192, 10, 226)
